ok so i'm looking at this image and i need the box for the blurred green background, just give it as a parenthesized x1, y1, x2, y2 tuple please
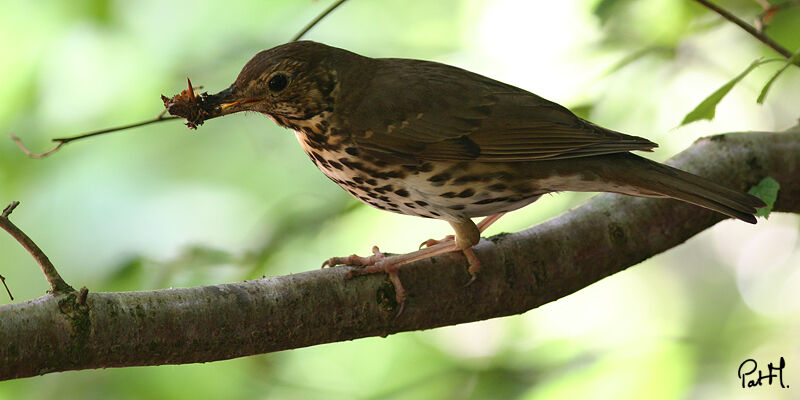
(1, 0, 799, 399)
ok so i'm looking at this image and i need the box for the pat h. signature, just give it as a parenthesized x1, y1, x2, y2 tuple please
(738, 357, 788, 388)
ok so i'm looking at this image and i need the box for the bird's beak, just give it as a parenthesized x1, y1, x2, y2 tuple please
(162, 82, 262, 128)
(213, 85, 261, 116)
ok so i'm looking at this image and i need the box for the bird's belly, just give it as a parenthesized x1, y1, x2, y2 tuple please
(296, 138, 552, 221)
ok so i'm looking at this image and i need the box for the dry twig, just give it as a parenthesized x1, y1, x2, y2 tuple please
(0, 202, 73, 294)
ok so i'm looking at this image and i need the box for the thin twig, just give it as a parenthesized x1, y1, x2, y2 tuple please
(0, 275, 12, 301)
(693, 0, 799, 67)
(2, 201, 19, 218)
(291, 0, 350, 41)
(0, 201, 74, 294)
(10, 135, 64, 159)
(11, 0, 348, 158)
(51, 112, 176, 143)
(10, 113, 178, 159)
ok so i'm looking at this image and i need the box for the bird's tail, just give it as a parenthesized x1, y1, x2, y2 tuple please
(585, 153, 766, 224)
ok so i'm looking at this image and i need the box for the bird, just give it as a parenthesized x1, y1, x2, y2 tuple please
(168, 40, 765, 309)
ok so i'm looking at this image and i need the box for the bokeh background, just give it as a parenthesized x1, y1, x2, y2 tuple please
(1, 0, 799, 399)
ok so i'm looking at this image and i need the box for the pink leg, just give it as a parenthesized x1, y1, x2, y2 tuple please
(324, 213, 508, 313)
(477, 212, 505, 232)
(419, 212, 506, 249)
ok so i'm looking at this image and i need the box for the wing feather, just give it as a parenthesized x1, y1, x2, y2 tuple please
(340, 58, 656, 163)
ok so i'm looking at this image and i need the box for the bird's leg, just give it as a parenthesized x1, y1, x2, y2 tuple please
(477, 212, 507, 232)
(443, 213, 506, 283)
(321, 213, 507, 309)
(329, 240, 462, 314)
(419, 212, 506, 248)
(449, 220, 482, 281)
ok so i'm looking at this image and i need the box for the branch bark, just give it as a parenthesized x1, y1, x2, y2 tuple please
(1, 128, 799, 381)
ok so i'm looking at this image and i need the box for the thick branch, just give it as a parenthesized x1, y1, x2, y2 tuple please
(1, 129, 798, 380)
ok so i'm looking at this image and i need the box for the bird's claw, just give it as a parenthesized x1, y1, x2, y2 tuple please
(323, 247, 407, 314)
(321, 246, 385, 268)
(418, 235, 454, 249)
(463, 247, 482, 287)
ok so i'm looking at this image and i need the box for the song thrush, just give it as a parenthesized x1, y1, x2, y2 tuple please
(165, 41, 765, 309)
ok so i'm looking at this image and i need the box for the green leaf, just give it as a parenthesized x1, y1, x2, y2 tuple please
(757, 48, 800, 104)
(679, 58, 780, 127)
(748, 177, 780, 219)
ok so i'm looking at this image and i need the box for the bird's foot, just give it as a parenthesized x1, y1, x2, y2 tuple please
(419, 235, 454, 249)
(347, 260, 408, 316)
(321, 245, 386, 269)
(419, 236, 481, 285)
(322, 246, 408, 314)
(461, 247, 482, 286)
(322, 240, 469, 315)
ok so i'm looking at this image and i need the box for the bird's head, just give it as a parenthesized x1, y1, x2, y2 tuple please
(209, 41, 356, 126)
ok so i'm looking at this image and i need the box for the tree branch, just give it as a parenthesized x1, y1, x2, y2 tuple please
(291, 0, 350, 42)
(693, 0, 800, 66)
(0, 201, 74, 294)
(1, 129, 798, 380)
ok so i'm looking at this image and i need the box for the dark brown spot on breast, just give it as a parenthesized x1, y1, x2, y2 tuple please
(448, 205, 465, 210)
(394, 189, 409, 197)
(415, 200, 429, 207)
(339, 158, 365, 171)
(328, 160, 343, 170)
(309, 152, 329, 168)
(427, 173, 451, 185)
(372, 159, 389, 168)
(373, 170, 405, 179)
(345, 147, 359, 156)
(487, 183, 507, 191)
(375, 185, 394, 194)
(452, 175, 481, 185)
(457, 188, 475, 198)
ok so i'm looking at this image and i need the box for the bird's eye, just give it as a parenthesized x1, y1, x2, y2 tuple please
(268, 74, 288, 92)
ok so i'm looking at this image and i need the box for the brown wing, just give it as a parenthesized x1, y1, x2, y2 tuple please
(340, 58, 656, 163)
